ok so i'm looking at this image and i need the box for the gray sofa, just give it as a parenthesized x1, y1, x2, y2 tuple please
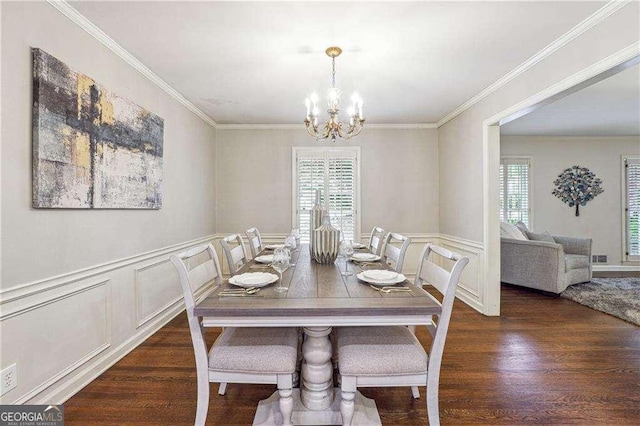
(501, 235, 592, 294)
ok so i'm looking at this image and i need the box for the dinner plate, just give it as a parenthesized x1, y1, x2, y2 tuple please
(351, 253, 381, 262)
(254, 255, 274, 264)
(362, 270, 398, 281)
(265, 244, 285, 250)
(229, 272, 278, 288)
(357, 272, 407, 286)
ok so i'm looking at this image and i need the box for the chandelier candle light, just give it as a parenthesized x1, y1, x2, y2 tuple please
(304, 46, 365, 142)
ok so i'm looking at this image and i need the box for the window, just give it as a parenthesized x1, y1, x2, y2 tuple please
(499, 157, 532, 227)
(293, 147, 360, 243)
(624, 156, 640, 261)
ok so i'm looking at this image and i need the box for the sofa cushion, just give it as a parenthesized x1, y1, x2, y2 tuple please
(564, 254, 590, 271)
(501, 222, 528, 240)
(526, 231, 555, 243)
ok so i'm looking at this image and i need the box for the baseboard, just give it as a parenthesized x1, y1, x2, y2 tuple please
(593, 265, 640, 272)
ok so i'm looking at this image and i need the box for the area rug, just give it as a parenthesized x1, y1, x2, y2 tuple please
(561, 277, 640, 326)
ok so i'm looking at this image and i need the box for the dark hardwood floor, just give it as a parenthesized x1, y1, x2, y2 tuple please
(65, 284, 640, 425)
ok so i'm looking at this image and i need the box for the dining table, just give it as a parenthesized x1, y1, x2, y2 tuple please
(193, 244, 442, 425)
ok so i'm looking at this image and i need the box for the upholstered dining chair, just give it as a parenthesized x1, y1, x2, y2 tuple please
(245, 227, 264, 259)
(368, 226, 386, 255)
(336, 243, 469, 426)
(170, 244, 298, 426)
(219, 233, 248, 275)
(380, 232, 412, 272)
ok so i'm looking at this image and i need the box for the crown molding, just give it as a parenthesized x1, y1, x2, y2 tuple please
(216, 123, 437, 130)
(46, 0, 217, 128)
(435, 0, 632, 128)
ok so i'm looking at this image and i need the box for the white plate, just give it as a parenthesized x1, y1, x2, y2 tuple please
(357, 272, 407, 286)
(229, 272, 278, 288)
(254, 255, 274, 264)
(362, 270, 398, 281)
(265, 244, 285, 250)
(352, 243, 366, 249)
(351, 253, 380, 262)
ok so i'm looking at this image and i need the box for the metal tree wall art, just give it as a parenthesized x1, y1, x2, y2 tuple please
(552, 165, 603, 216)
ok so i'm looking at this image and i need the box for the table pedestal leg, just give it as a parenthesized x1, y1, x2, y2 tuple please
(301, 326, 334, 410)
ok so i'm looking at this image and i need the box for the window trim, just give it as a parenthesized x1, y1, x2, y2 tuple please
(622, 155, 640, 263)
(291, 146, 362, 242)
(499, 155, 534, 230)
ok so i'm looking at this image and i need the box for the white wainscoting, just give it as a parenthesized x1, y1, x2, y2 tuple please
(438, 234, 486, 313)
(0, 231, 486, 406)
(0, 235, 217, 405)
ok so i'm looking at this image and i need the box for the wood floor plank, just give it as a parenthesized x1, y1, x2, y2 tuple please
(64, 284, 640, 425)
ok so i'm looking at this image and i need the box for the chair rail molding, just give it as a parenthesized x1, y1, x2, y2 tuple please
(0, 234, 217, 304)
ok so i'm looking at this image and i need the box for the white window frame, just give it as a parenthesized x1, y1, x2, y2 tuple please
(499, 156, 533, 229)
(292, 146, 361, 242)
(622, 155, 640, 263)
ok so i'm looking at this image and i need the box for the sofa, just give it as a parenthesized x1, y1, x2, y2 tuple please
(500, 222, 592, 294)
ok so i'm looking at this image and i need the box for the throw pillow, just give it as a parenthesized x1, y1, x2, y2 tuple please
(515, 221, 529, 238)
(500, 222, 528, 240)
(526, 231, 555, 243)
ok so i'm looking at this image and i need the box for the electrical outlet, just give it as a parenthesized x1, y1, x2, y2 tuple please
(1, 363, 17, 395)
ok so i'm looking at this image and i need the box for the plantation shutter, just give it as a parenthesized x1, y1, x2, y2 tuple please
(297, 152, 325, 243)
(500, 158, 531, 227)
(296, 148, 358, 243)
(625, 157, 640, 260)
(328, 151, 357, 242)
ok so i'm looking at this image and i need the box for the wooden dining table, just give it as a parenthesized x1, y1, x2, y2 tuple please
(194, 244, 442, 425)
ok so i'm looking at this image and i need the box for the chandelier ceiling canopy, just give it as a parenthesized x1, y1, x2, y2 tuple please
(304, 46, 365, 142)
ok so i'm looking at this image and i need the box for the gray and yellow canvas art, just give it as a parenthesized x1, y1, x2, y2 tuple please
(32, 48, 164, 209)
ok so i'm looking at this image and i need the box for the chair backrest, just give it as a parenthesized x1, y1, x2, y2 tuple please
(414, 244, 469, 369)
(170, 244, 223, 371)
(220, 233, 248, 275)
(245, 227, 264, 258)
(368, 226, 386, 256)
(381, 232, 411, 272)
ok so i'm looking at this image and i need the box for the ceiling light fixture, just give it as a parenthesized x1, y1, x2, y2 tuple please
(304, 46, 365, 142)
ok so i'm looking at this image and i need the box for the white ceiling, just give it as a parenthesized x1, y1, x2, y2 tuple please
(70, 1, 607, 124)
(502, 64, 640, 136)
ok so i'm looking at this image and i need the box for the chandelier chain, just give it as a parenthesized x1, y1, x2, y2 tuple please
(332, 57, 336, 88)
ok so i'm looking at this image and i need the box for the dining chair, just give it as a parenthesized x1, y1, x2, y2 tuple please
(219, 233, 248, 275)
(336, 243, 469, 426)
(380, 232, 412, 272)
(245, 227, 264, 259)
(170, 243, 298, 426)
(367, 226, 386, 255)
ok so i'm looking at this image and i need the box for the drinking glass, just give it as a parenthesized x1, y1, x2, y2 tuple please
(272, 248, 290, 293)
(340, 240, 355, 277)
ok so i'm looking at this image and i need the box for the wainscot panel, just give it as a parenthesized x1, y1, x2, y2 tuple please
(0, 235, 216, 405)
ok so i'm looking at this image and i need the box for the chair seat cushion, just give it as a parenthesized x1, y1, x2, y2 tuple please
(564, 254, 589, 271)
(336, 326, 428, 376)
(208, 327, 298, 374)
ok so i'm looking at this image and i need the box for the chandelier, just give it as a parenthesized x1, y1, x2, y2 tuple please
(304, 46, 365, 142)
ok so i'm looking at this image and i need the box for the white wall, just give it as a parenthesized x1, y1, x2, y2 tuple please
(438, 2, 639, 313)
(502, 136, 640, 265)
(216, 128, 439, 236)
(0, 2, 216, 404)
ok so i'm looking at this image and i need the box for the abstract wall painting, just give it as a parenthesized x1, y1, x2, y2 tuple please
(32, 48, 164, 209)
